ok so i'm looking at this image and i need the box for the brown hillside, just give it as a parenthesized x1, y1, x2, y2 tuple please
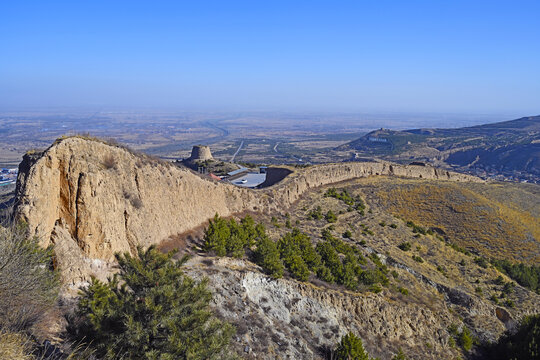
(358, 178, 540, 263)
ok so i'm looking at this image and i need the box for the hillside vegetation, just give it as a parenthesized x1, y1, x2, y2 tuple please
(358, 177, 540, 263)
(171, 178, 540, 359)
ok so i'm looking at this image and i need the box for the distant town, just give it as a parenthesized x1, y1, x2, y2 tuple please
(0, 167, 17, 186)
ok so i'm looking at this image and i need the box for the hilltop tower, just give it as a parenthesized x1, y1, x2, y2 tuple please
(189, 145, 213, 162)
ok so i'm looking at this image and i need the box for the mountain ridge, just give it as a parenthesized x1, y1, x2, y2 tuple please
(340, 115, 540, 182)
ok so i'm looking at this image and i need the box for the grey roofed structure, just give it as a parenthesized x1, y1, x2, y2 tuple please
(231, 173, 267, 188)
(227, 167, 248, 177)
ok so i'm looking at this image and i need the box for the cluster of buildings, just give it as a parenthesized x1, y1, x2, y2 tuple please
(0, 168, 18, 185)
(465, 167, 539, 184)
(209, 166, 268, 188)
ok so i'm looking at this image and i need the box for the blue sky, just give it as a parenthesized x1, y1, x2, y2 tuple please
(1, 0, 539, 113)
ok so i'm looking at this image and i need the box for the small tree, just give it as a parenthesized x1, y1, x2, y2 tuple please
(203, 213, 230, 256)
(287, 254, 310, 281)
(226, 218, 247, 258)
(316, 265, 335, 283)
(458, 327, 473, 351)
(335, 332, 372, 360)
(317, 240, 343, 282)
(67, 246, 235, 359)
(240, 215, 257, 247)
(254, 235, 284, 279)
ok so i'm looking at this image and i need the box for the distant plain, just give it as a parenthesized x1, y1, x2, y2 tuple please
(0, 110, 514, 167)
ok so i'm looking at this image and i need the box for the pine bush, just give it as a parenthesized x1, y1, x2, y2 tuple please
(335, 332, 372, 360)
(254, 235, 284, 279)
(68, 246, 235, 359)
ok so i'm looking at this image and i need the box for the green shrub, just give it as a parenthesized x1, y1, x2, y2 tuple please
(491, 258, 540, 293)
(279, 229, 321, 270)
(325, 210, 337, 223)
(474, 257, 489, 269)
(475, 287, 483, 295)
(278, 229, 324, 281)
(458, 327, 473, 351)
(342, 253, 361, 290)
(325, 188, 352, 205)
(358, 269, 388, 286)
(203, 214, 230, 256)
(406, 220, 426, 235)
(316, 265, 335, 283)
(203, 214, 262, 258)
(504, 299, 515, 308)
(398, 242, 411, 251)
(379, 221, 386, 227)
(286, 254, 310, 281)
(368, 252, 386, 271)
(398, 287, 409, 295)
(389, 223, 397, 229)
(316, 241, 343, 282)
(343, 230, 353, 239)
(225, 218, 248, 258)
(502, 281, 515, 295)
(254, 235, 284, 279)
(68, 246, 235, 359)
(324, 188, 366, 215)
(437, 265, 447, 275)
(334, 332, 373, 360)
(449, 242, 471, 256)
(308, 206, 323, 220)
(412, 255, 424, 263)
(240, 215, 258, 247)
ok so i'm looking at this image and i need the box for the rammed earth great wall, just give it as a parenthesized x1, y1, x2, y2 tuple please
(13, 137, 482, 288)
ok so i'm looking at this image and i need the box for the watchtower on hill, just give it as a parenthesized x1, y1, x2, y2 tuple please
(189, 145, 213, 162)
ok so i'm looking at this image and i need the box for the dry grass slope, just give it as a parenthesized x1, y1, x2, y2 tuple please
(362, 178, 540, 263)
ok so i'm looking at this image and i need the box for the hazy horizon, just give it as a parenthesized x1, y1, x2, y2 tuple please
(1, 1, 539, 115)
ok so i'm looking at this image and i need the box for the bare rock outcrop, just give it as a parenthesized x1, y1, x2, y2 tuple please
(13, 137, 482, 287)
(186, 257, 462, 360)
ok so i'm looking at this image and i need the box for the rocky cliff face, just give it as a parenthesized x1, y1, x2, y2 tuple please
(13, 137, 482, 288)
(185, 257, 462, 360)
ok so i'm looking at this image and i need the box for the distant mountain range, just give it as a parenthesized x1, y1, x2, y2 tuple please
(339, 115, 540, 182)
